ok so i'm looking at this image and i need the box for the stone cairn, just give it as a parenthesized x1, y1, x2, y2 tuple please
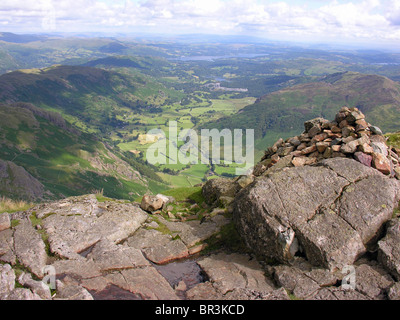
(253, 106, 400, 178)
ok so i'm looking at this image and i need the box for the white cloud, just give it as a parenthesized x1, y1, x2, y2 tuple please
(0, 0, 399, 45)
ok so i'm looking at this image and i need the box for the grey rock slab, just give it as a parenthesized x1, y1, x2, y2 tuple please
(233, 161, 350, 264)
(233, 158, 400, 270)
(319, 157, 381, 182)
(337, 175, 400, 245)
(308, 288, 338, 300)
(82, 267, 180, 300)
(197, 252, 275, 295)
(87, 239, 151, 271)
(126, 228, 189, 264)
(119, 267, 180, 300)
(89, 202, 148, 243)
(3, 288, 42, 300)
(296, 209, 366, 271)
(328, 287, 370, 300)
(186, 281, 290, 300)
(56, 284, 94, 300)
(43, 201, 148, 259)
(18, 272, 52, 300)
(0, 228, 13, 257)
(0, 264, 15, 299)
(43, 214, 100, 260)
(51, 258, 102, 280)
(0, 213, 10, 231)
(224, 287, 290, 300)
(378, 218, 400, 280)
(13, 219, 48, 278)
(34, 194, 100, 219)
(388, 282, 400, 300)
(305, 268, 339, 287)
(158, 215, 230, 248)
(79, 276, 110, 293)
(354, 263, 394, 300)
(186, 282, 224, 300)
(271, 264, 320, 299)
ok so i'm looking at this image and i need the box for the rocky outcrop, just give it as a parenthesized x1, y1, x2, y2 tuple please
(186, 252, 290, 300)
(0, 194, 230, 300)
(255, 107, 400, 178)
(185, 107, 400, 300)
(378, 218, 400, 281)
(234, 157, 400, 270)
(0, 159, 45, 200)
(13, 219, 48, 278)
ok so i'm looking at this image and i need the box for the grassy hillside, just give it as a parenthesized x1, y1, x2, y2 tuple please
(0, 65, 138, 132)
(0, 102, 166, 201)
(205, 71, 400, 147)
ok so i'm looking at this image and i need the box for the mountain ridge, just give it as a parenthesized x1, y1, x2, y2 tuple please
(206, 71, 400, 146)
(0, 102, 165, 200)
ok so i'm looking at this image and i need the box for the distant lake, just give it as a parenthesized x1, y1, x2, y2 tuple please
(174, 53, 269, 62)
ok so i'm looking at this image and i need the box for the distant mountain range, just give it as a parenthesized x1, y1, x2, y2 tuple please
(205, 71, 400, 148)
(0, 32, 48, 43)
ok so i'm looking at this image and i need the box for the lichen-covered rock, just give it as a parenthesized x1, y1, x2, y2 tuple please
(55, 284, 94, 300)
(378, 218, 400, 281)
(0, 264, 15, 299)
(233, 157, 400, 271)
(353, 263, 394, 300)
(187, 252, 289, 300)
(126, 228, 189, 264)
(197, 253, 276, 295)
(296, 209, 365, 270)
(18, 272, 52, 300)
(202, 177, 239, 205)
(336, 175, 400, 245)
(388, 282, 400, 300)
(0, 213, 10, 232)
(42, 198, 148, 259)
(13, 219, 48, 278)
(0, 159, 45, 200)
(87, 239, 151, 271)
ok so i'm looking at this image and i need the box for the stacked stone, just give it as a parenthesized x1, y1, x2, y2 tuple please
(254, 106, 400, 178)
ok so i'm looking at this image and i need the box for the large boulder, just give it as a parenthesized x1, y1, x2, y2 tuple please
(140, 194, 174, 213)
(233, 158, 400, 271)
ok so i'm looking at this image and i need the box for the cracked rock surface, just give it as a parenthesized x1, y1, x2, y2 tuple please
(233, 157, 400, 271)
(0, 194, 231, 300)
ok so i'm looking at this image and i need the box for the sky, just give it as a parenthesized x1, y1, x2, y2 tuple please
(1, 0, 400, 47)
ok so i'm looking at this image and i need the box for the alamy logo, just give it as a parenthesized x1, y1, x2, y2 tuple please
(341, 265, 356, 290)
(145, 121, 254, 176)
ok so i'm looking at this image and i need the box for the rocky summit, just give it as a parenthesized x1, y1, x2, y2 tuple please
(232, 107, 400, 273)
(200, 107, 400, 300)
(2, 107, 400, 300)
(0, 194, 236, 300)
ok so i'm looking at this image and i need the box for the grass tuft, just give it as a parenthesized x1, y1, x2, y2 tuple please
(0, 196, 33, 214)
